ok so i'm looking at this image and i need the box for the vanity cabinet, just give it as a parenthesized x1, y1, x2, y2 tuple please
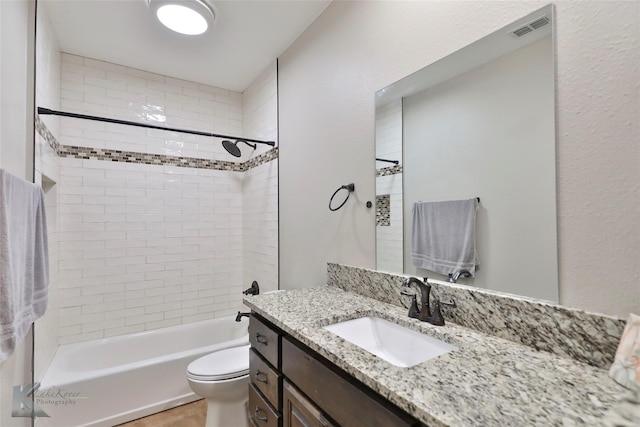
(248, 316, 282, 427)
(283, 380, 334, 427)
(249, 314, 423, 427)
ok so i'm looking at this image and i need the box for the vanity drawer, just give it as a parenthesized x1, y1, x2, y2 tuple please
(249, 316, 280, 368)
(282, 337, 415, 427)
(249, 383, 280, 427)
(250, 348, 281, 408)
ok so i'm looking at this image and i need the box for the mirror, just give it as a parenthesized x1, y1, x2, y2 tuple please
(375, 4, 558, 302)
(33, 1, 278, 425)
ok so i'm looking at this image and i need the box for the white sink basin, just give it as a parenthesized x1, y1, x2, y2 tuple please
(323, 316, 456, 368)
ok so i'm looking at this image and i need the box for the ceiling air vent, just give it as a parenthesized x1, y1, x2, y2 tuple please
(511, 15, 549, 37)
(513, 26, 533, 37)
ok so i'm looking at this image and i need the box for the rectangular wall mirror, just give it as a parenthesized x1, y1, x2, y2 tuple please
(375, 4, 558, 302)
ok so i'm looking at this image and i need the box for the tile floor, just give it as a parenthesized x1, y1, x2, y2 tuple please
(115, 399, 206, 427)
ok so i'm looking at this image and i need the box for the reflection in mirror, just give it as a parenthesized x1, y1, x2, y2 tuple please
(375, 5, 558, 302)
(33, 2, 278, 426)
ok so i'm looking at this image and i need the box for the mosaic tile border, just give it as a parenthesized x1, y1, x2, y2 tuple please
(327, 263, 627, 369)
(36, 114, 277, 172)
(376, 194, 390, 226)
(376, 164, 402, 177)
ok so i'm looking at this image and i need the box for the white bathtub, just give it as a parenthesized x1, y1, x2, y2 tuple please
(38, 315, 249, 427)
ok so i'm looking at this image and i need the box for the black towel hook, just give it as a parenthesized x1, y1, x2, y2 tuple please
(329, 183, 355, 211)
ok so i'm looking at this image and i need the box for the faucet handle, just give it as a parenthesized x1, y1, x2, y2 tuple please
(440, 298, 456, 308)
(243, 281, 260, 295)
(400, 291, 420, 319)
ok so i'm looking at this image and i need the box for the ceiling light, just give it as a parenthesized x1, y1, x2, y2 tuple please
(147, 0, 215, 36)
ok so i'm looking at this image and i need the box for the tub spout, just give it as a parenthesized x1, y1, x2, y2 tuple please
(235, 311, 250, 322)
(448, 270, 472, 283)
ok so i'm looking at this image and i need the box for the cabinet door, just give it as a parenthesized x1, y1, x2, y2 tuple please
(283, 380, 334, 427)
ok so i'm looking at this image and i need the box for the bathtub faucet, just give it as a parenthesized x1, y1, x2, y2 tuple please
(235, 312, 250, 322)
(243, 281, 260, 296)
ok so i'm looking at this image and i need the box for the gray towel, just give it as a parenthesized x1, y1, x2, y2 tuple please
(0, 169, 49, 362)
(411, 199, 478, 276)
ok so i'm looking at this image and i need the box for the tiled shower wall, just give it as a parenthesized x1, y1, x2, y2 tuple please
(375, 99, 403, 273)
(56, 161, 245, 343)
(40, 53, 278, 344)
(242, 64, 279, 293)
(33, 7, 61, 379)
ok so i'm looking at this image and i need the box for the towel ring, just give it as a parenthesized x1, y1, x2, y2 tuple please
(329, 183, 355, 211)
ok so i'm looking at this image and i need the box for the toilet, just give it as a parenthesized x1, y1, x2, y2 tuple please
(186, 344, 251, 427)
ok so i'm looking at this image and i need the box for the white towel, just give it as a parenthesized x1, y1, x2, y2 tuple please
(411, 198, 478, 276)
(0, 169, 49, 362)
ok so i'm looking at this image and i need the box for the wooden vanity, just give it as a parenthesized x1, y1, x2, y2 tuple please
(248, 314, 422, 427)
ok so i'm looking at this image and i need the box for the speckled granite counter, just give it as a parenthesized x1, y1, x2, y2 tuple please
(244, 287, 627, 427)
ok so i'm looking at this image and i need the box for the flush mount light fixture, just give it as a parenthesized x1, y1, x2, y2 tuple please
(147, 0, 215, 35)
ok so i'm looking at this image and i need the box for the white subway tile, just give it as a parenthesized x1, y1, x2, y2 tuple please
(105, 239, 145, 249)
(145, 286, 179, 298)
(181, 313, 211, 323)
(197, 302, 230, 314)
(104, 324, 145, 338)
(126, 262, 165, 274)
(145, 318, 181, 330)
(144, 302, 181, 314)
(164, 291, 199, 303)
(59, 294, 103, 308)
(103, 307, 145, 320)
(125, 295, 163, 308)
(164, 307, 198, 319)
(145, 269, 181, 280)
(82, 300, 125, 314)
(105, 255, 146, 267)
(103, 290, 144, 303)
(125, 312, 163, 326)
(83, 318, 125, 333)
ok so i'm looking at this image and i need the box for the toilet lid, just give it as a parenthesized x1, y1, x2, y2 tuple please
(187, 345, 250, 381)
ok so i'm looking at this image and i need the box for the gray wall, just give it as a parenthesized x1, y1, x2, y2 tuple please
(403, 37, 557, 302)
(278, 1, 639, 318)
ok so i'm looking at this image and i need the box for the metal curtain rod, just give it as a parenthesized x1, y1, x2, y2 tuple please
(37, 107, 276, 146)
(376, 157, 400, 165)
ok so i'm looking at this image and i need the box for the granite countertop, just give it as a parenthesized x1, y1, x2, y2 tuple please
(243, 287, 627, 427)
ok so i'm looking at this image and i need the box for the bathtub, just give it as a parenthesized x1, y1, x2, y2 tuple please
(38, 315, 249, 427)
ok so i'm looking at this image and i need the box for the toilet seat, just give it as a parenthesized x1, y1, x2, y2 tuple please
(187, 345, 250, 381)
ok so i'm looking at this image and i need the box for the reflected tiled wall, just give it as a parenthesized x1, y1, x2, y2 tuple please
(375, 99, 403, 273)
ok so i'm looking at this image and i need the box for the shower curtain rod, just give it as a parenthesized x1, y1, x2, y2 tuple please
(37, 107, 276, 146)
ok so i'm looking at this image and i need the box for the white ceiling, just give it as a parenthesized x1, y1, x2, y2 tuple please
(41, 0, 331, 92)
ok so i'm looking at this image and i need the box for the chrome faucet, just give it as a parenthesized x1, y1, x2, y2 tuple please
(448, 270, 472, 283)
